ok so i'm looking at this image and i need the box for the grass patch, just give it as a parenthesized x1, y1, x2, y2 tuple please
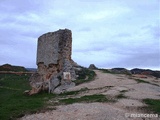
(0, 74, 55, 120)
(134, 79, 159, 86)
(120, 90, 128, 93)
(74, 68, 96, 85)
(60, 87, 89, 96)
(0, 64, 28, 72)
(92, 86, 113, 90)
(143, 99, 160, 114)
(59, 94, 108, 104)
(134, 79, 150, 84)
(115, 94, 127, 99)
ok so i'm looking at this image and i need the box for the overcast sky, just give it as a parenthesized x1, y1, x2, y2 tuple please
(0, 0, 159, 70)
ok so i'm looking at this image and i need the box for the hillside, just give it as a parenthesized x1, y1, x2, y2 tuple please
(0, 68, 160, 119)
(131, 68, 160, 78)
(99, 68, 160, 78)
(0, 64, 28, 72)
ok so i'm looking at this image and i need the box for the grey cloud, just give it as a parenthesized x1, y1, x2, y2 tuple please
(98, 51, 160, 69)
(0, 0, 45, 14)
(113, 33, 131, 38)
(151, 26, 160, 39)
(0, 0, 159, 70)
(121, 52, 160, 69)
(141, 24, 160, 39)
(0, 37, 37, 67)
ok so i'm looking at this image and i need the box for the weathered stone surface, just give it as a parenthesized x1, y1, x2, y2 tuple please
(54, 82, 75, 94)
(28, 29, 76, 95)
(88, 64, 97, 69)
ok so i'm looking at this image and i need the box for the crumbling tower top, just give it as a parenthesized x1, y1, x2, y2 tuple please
(37, 29, 72, 66)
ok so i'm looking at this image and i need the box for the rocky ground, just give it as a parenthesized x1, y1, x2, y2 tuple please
(20, 70, 160, 120)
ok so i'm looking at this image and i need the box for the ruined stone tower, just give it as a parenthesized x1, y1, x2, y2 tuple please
(28, 29, 76, 95)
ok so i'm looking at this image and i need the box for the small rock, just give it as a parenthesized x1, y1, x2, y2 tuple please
(88, 64, 97, 69)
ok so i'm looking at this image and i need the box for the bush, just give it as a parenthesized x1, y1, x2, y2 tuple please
(74, 68, 96, 85)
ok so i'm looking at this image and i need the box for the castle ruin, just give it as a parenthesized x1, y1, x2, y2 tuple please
(28, 29, 77, 95)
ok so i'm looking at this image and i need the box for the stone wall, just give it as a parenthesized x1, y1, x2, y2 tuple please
(28, 29, 76, 95)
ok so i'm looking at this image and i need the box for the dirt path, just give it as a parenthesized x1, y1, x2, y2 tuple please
(68, 70, 160, 101)
(20, 70, 160, 120)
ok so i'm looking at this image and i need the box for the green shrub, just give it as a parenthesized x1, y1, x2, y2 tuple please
(74, 68, 96, 85)
(59, 94, 108, 104)
(143, 99, 160, 114)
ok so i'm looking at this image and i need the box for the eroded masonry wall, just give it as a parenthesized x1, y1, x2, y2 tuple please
(37, 29, 72, 66)
(28, 29, 76, 95)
